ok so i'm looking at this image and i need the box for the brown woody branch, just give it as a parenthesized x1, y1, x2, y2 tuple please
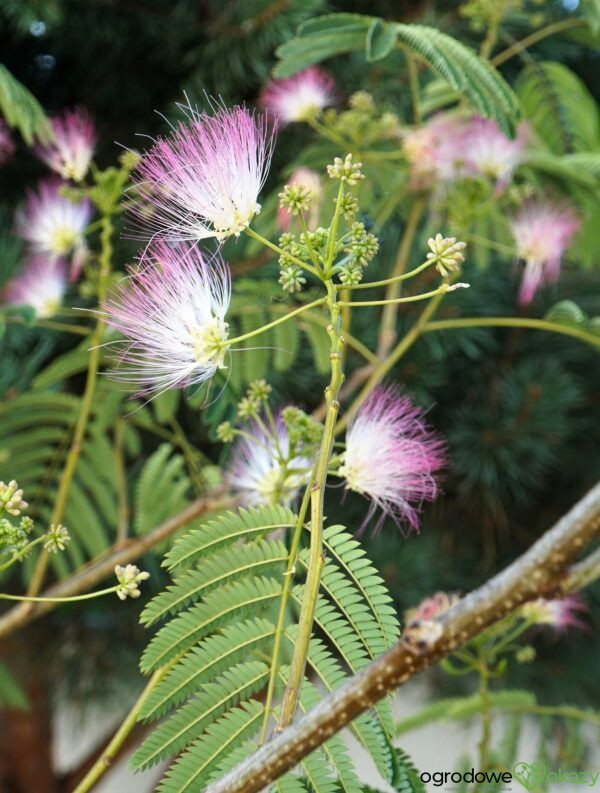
(0, 493, 235, 639)
(205, 481, 600, 793)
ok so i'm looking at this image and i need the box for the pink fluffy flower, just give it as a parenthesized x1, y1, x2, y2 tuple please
(277, 167, 322, 232)
(0, 120, 15, 165)
(35, 108, 96, 182)
(464, 118, 528, 184)
(340, 385, 445, 532)
(4, 257, 67, 317)
(130, 104, 274, 243)
(260, 66, 334, 125)
(102, 242, 231, 395)
(407, 592, 460, 623)
(403, 114, 470, 189)
(15, 179, 92, 280)
(227, 415, 312, 507)
(509, 200, 580, 305)
(520, 595, 587, 633)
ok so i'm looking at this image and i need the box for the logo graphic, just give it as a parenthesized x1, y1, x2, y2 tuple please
(514, 762, 547, 791)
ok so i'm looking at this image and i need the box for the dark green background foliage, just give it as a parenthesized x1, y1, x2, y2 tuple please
(0, 0, 598, 738)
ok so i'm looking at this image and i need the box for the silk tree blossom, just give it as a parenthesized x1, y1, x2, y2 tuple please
(4, 257, 67, 318)
(339, 385, 445, 532)
(464, 118, 528, 184)
(260, 67, 334, 124)
(403, 114, 470, 189)
(130, 104, 274, 243)
(35, 108, 96, 182)
(0, 120, 15, 165)
(102, 242, 231, 395)
(520, 595, 586, 632)
(509, 200, 580, 305)
(278, 167, 323, 232)
(15, 180, 92, 280)
(227, 415, 312, 507)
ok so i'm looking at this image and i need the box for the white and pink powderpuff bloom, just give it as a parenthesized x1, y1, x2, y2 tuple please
(3, 256, 67, 317)
(0, 120, 15, 165)
(102, 242, 231, 396)
(259, 66, 334, 125)
(130, 104, 275, 243)
(35, 108, 96, 182)
(15, 179, 92, 281)
(227, 416, 312, 507)
(277, 167, 323, 232)
(464, 118, 528, 185)
(520, 595, 587, 633)
(339, 385, 445, 533)
(402, 114, 470, 189)
(509, 200, 580, 305)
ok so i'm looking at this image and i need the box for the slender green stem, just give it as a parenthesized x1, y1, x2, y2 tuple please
(406, 53, 421, 124)
(72, 665, 171, 793)
(0, 537, 46, 572)
(278, 258, 346, 728)
(338, 284, 463, 307)
(341, 258, 434, 291)
(244, 227, 320, 278)
(4, 317, 90, 335)
(464, 233, 514, 255)
(491, 18, 586, 67)
(423, 317, 600, 349)
(226, 298, 326, 346)
(259, 478, 314, 744)
(326, 182, 345, 273)
(477, 661, 492, 775)
(377, 200, 425, 357)
(0, 585, 119, 603)
(336, 290, 447, 434)
(26, 214, 114, 599)
(298, 210, 321, 271)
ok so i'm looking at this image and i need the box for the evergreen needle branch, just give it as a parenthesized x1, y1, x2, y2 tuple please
(226, 298, 326, 346)
(422, 317, 600, 349)
(244, 227, 320, 277)
(204, 482, 600, 793)
(25, 214, 114, 600)
(72, 665, 172, 793)
(0, 493, 235, 639)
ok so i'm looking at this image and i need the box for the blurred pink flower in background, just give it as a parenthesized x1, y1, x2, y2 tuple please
(521, 595, 587, 632)
(509, 200, 580, 305)
(4, 257, 67, 317)
(260, 66, 334, 124)
(35, 108, 96, 182)
(15, 179, 92, 281)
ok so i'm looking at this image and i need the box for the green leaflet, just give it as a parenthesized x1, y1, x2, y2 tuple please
(0, 64, 52, 144)
(274, 14, 518, 133)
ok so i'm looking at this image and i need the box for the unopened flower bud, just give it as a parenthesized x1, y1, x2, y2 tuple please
(217, 421, 235, 443)
(327, 153, 364, 185)
(237, 396, 259, 419)
(247, 379, 272, 401)
(516, 646, 536, 663)
(427, 233, 467, 277)
(279, 263, 306, 294)
(278, 183, 312, 216)
(0, 480, 28, 517)
(115, 564, 150, 600)
(339, 193, 359, 220)
(44, 524, 70, 553)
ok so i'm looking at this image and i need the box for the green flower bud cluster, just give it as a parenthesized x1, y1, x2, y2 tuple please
(427, 233, 467, 278)
(278, 183, 312, 216)
(282, 407, 323, 451)
(0, 480, 27, 517)
(217, 380, 274, 442)
(44, 524, 71, 553)
(327, 153, 364, 185)
(338, 222, 379, 286)
(323, 92, 401, 147)
(0, 515, 33, 557)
